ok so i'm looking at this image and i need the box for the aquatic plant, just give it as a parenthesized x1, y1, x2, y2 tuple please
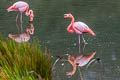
(0, 37, 52, 80)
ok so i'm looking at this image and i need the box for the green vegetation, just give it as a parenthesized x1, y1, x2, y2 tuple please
(0, 37, 52, 80)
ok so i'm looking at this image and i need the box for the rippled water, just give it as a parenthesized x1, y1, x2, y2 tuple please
(0, 0, 120, 80)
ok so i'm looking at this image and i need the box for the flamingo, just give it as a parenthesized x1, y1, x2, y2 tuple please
(66, 52, 96, 76)
(8, 23, 34, 43)
(7, 1, 34, 23)
(64, 13, 95, 45)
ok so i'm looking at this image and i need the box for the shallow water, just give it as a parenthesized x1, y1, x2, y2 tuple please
(0, 0, 120, 80)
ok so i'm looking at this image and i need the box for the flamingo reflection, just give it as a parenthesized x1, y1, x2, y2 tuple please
(66, 52, 96, 76)
(8, 23, 34, 43)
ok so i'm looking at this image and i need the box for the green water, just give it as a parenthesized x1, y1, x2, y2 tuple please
(0, 0, 120, 80)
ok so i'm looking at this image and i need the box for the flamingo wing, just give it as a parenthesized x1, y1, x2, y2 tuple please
(73, 21, 90, 34)
(73, 22, 96, 36)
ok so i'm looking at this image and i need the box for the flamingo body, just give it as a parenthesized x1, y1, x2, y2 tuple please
(73, 22, 90, 34)
(75, 52, 96, 67)
(10, 1, 29, 12)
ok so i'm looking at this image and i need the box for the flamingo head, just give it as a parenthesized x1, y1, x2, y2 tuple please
(8, 34, 13, 39)
(8, 34, 18, 40)
(64, 13, 73, 18)
(7, 5, 17, 12)
(26, 28, 34, 35)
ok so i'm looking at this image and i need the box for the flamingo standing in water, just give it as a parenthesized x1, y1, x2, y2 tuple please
(7, 1, 34, 23)
(66, 52, 96, 76)
(64, 13, 95, 45)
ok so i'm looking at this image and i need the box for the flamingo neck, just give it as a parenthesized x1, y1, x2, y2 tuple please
(25, 9, 34, 21)
(66, 55, 76, 76)
(67, 16, 75, 33)
(26, 29, 34, 35)
(71, 16, 75, 23)
(25, 9, 30, 16)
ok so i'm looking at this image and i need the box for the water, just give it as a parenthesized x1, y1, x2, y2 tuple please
(0, 0, 120, 80)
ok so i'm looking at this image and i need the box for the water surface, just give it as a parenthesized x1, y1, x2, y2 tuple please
(0, 0, 120, 80)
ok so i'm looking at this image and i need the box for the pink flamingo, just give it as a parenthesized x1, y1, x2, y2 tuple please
(64, 13, 95, 45)
(66, 52, 96, 76)
(7, 1, 34, 23)
(8, 23, 34, 43)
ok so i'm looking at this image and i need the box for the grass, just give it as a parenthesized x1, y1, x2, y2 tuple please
(0, 36, 52, 80)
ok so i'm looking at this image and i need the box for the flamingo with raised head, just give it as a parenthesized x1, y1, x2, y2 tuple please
(7, 1, 34, 23)
(66, 52, 96, 76)
(64, 13, 95, 45)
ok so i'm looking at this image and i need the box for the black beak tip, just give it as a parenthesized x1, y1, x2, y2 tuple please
(64, 14, 67, 16)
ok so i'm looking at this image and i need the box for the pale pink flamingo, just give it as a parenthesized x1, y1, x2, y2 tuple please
(8, 23, 34, 43)
(66, 52, 96, 76)
(7, 1, 34, 23)
(64, 13, 95, 45)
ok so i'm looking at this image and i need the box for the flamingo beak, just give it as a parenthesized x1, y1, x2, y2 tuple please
(8, 34, 14, 39)
(7, 6, 14, 12)
(64, 14, 68, 18)
(64, 14, 68, 16)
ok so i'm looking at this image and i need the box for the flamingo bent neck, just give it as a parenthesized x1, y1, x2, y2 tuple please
(25, 9, 34, 21)
(67, 16, 75, 33)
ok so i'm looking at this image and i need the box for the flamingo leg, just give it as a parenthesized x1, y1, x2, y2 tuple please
(20, 12, 23, 32)
(16, 13, 19, 24)
(52, 58, 60, 71)
(82, 43, 86, 53)
(78, 67, 83, 80)
(82, 34, 88, 45)
(16, 13, 20, 31)
(20, 12, 23, 24)
(78, 34, 81, 53)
